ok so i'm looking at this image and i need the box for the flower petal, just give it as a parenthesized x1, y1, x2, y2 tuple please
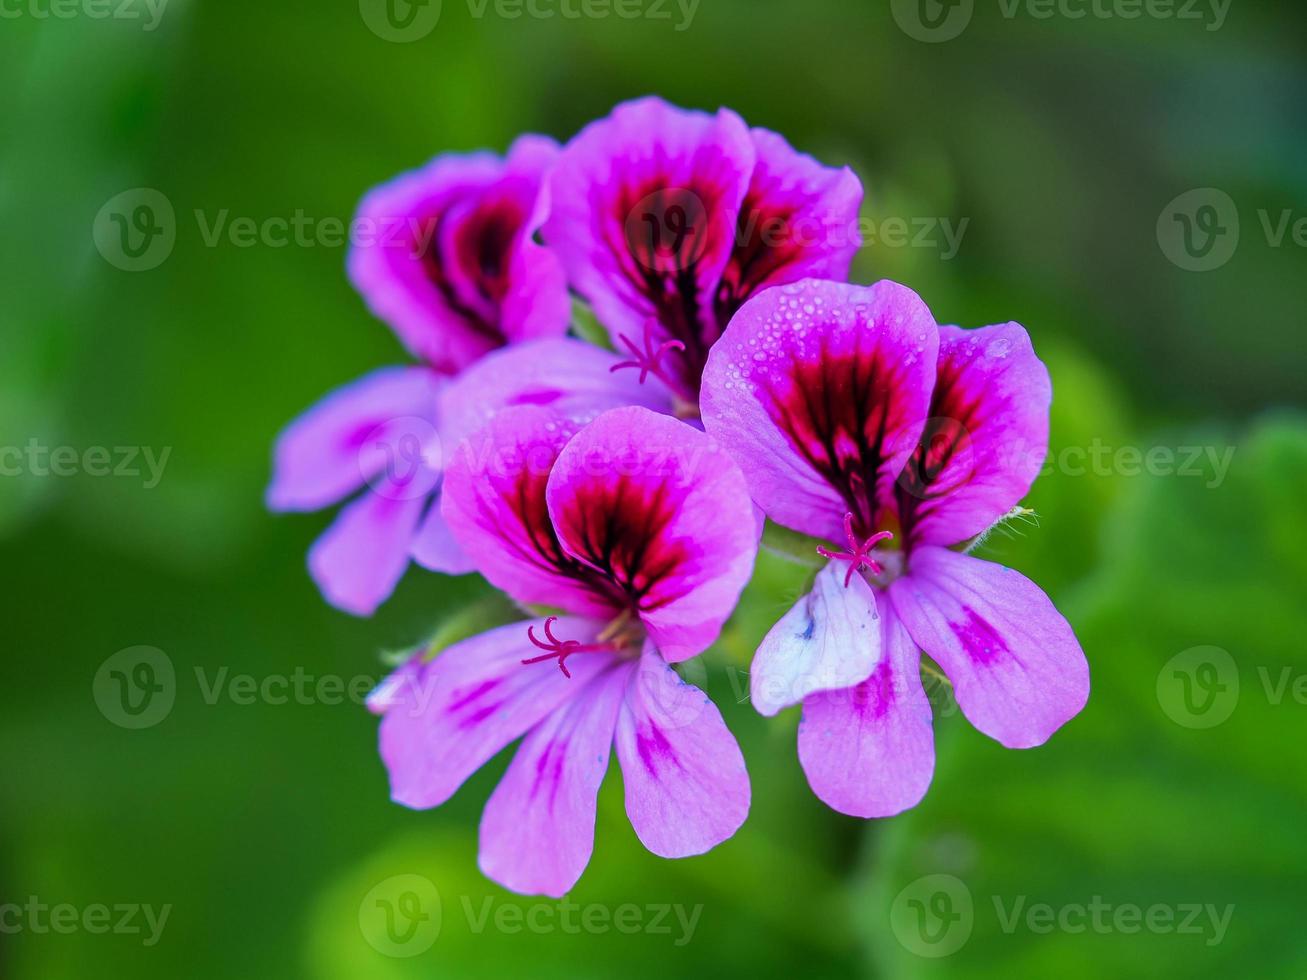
(889, 546, 1089, 749)
(438, 337, 673, 451)
(546, 406, 758, 661)
(797, 601, 934, 817)
(478, 662, 632, 898)
(701, 278, 940, 544)
(750, 560, 883, 716)
(440, 405, 617, 617)
(894, 323, 1051, 548)
(714, 127, 862, 328)
(266, 366, 442, 513)
(545, 96, 755, 399)
(409, 495, 477, 574)
(307, 475, 432, 616)
(348, 135, 568, 373)
(375, 617, 614, 809)
(614, 648, 749, 858)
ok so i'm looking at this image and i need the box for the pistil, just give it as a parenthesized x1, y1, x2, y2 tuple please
(816, 513, 895, 587)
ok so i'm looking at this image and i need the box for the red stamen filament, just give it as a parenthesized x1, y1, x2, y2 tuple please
(522, 617, 616, 679)
(816, 513, 894, 587)
(610, 318, 685, 389)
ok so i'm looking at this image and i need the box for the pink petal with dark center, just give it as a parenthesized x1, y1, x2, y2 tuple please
(893, 322, 1051, 548)
(701, 278, 939, 543)
(546, 407, 758, 661)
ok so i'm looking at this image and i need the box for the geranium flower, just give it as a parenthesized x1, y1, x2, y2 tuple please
(700, 278, 1089, 817)
(369, 406, 757, 896)
(349, 134, 571, 373)
(546, 97, 863, 412)
(267, 339, 669, 615)
(267, 135, 589, 615)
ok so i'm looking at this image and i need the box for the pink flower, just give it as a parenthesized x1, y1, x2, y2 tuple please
(700, 278, 1090, 818)
(349, 134, 570, 373)
(267, 136, 602, 615)
(370, 406, 757, 896)
(267, 339, 669, 616)
(545, 97, 863, 411)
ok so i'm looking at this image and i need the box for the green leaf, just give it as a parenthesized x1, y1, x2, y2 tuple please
(571, 298, 614, 352)
(760, 520, 827, 569)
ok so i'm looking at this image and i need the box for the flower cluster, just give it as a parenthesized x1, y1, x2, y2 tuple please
(269, 97, 1089, 896)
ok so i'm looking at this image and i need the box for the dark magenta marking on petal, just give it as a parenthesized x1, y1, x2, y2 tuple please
(895, 355, 984, 543)
(607, 173, 738, 399)
(850, 659, 895, 721)
(455, 198, 523, 300)
(529, 738, 568, 809)
(508, 388, 564, 407)
(714, 196, 803, 327)
(761, 347, 900, 536)
(342, 420, 385, 451)
(449, 677, 501, 714)
(414, 193, 528, 345)
(554, 475, 695, 613)
(498, 461, 620, 608)
(635, 723, 680, 778)
(951, 607, 1008, 665)
(458, 701, 503, 730)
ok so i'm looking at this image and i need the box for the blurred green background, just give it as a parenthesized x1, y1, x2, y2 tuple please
(2, 1, 1305, 977)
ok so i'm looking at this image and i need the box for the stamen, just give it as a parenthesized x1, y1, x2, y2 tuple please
(521, 616, 616, 679)
(815, 513, 894, 587)
(610, 317, 686, 389)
